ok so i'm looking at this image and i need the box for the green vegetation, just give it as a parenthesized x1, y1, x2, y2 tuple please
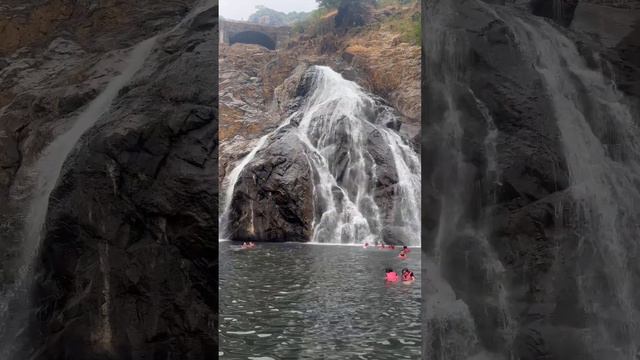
(291, 7, 333, 35)
(383, 11, 421, 46)
(294, 0, 420, 45)
(315, 0, 343, 9)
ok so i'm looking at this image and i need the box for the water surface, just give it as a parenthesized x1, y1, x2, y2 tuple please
(219, 242, 421, 359)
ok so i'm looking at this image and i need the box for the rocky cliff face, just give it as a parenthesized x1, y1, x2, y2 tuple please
(0, 0, 194, 276)
(572, 2, 640, 98)
(0, 1, 218, 359)
(228, 127, 314, 242)
(0, 0, 192, 56)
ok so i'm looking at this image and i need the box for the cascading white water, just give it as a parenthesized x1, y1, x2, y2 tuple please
(469, 89, 500, 188)
(297, 66, 421, 245)
(501, 12, 640, 358)
(423, 4, 519, 357)
(220, 65, 421, 245)
(427, 0, 639, 357)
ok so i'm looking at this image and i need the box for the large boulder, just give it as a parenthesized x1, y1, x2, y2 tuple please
(227, 127, 314, 242)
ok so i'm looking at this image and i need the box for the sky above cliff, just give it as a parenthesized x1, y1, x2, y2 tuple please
(221, 0, 318, 21)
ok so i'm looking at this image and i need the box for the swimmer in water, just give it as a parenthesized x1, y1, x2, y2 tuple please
(241, 242, 255, 249)
(385, 268, 399, 282)
(401, 268, 415, 282)
(398, 251, 407, 259)
(403, 245, 411, 253)
(364, 242, 369, 248)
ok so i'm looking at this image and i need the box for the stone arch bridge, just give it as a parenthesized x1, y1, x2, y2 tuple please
(220, 19, 291, 50)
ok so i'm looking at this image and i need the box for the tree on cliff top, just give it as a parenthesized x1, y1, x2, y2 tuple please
(316, 0, 342, 9)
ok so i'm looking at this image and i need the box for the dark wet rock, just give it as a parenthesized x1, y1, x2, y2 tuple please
(366, 127, 401, 234)
(0, 0, 193, 57)
(612, 19, 640, 98)
(571, 3, 640, 99)
(530, 0, 579, 27)
(227, 129, 314, 242)
(10, 5, 219, 360)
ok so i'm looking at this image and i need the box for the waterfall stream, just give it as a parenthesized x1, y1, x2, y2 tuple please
(0, 34, 157, 360)
(221, 66, 421, 245)
(0, 1, 216, 357)
(504, 11, 640, 358)
(425, 0, 640, 358)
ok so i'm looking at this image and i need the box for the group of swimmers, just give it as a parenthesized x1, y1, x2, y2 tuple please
(241, 242, 256, 249)
(362, 243, 415, 283)
(385, 268, 415, 283)
(364, 242, 412, 259)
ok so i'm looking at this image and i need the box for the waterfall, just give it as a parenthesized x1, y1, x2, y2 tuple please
(425, 0, 640, 357)
(220, 65, 421, 245)
(0, 35, 157, 359)
(503, 11, 640, 358)
(0, 1, 218, 356)
(423, 1, 518, 358)
(24, 36, 157, 281)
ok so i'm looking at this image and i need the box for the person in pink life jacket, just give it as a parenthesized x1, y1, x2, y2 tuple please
(241, 242, 255, 249)
(403, 245, 411, 253)
(398, 251, 407, 259)
(363, 242, 369, 248)
(385, 268, 399, 282)
(401, 268, 415, 282)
